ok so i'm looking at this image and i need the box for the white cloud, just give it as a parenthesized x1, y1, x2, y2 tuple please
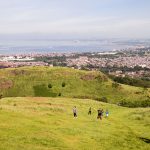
(0, 0, 150, 38)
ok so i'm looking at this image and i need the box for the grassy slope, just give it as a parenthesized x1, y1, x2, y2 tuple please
(0, 97, 149, 150)
(0, 66, 149, 104)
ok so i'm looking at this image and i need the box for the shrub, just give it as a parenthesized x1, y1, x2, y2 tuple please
(73, 95, 92, 99)
(133, 114, 143, 120)
(112, 82, 120, 88)
(95, 97, 108, 103)
(0, 94, 3, 99)
(58, 93, 61, 96)
(48, 83, 52, 88)
(112, 76, 150, 88)
(141, 99, 150, 107)
(118, 99, 150, 108)
(100, 97, 108, 103)
(62, 82, 66, 87)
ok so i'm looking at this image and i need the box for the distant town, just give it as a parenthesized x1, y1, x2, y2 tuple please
(0, 46, 150, 79)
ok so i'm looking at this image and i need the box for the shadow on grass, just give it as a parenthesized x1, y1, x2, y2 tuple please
(33, 84, 57, 97)
(139, 137, 150, 144)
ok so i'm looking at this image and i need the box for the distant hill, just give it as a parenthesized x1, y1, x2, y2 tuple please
(0, 66, 150, 107)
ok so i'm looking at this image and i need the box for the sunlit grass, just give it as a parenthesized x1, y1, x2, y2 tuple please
(0, 66, 149, 104)
(0, 97, 149, 150)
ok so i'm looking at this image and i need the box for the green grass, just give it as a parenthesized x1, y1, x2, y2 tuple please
(0, 66, 149, 105)
(0, 97, 149, 150)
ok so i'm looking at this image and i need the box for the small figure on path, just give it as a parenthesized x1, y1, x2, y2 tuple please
(97, 109, 103, 120)
(73, 106, 77, 117)
(88, 107, 92, 115)
(106, 109, 109, 117)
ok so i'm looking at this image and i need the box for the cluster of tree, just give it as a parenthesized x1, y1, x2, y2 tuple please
(35, 56, 67, 66)
(118, 99, 150, 108)
(111, 76, 150, 88)
(101, 66, 150, 74)
(122, 47, 150, 56)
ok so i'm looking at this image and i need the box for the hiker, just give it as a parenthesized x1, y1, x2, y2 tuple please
(88, 107, 92, 115)
(106, 109, 109, 117)
(73, 106, 77, 117)
(97, 109, 103, 120)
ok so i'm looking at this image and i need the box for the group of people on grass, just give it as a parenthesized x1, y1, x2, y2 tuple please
(73, 106, 109, 120)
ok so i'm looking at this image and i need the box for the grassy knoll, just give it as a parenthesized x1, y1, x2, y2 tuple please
(0, 97, 149, 150)
(0, 66, 149, 105)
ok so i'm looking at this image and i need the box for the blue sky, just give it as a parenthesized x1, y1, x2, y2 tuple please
(0, 0, 150, 39)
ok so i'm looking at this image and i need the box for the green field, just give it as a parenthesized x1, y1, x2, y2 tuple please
(0, 67, 150, 149)
(0, 97, 149, 150)
(0, 66, 150, 105)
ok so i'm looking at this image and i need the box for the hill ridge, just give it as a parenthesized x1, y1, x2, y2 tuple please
(0, 66, 150, 107)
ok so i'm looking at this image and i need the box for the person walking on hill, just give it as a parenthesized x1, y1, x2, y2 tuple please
(97, 109, 103, 120)
(106, 109, 109, 117)
(97, 109, 101, 119)
(73, 106, 77, 117)
(88, 107, 92, 115)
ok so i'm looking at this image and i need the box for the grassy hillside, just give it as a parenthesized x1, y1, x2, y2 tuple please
(0, 66, 150, 105)
(0, 97, 149, 150)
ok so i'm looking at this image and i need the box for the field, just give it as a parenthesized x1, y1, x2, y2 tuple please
(0, 67, 150, 149)
(0, 97, 149, 150)
(0, 66, 150, 105)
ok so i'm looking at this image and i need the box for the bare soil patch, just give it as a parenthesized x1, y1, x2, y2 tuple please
(80, 74, 96, 81)
(0, 78, 13, 89)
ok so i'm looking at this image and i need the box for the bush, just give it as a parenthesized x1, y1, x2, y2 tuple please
(0, 94, 3, 99)
(58, 93, 61, 96)
(112, 82, 120, 88)
(62, 82, 66, 87)
(73, 95, 92, 99)
(100, 97, 108, 103)
(141, 99, 150, 107)
(95, 97, 108, 103)
(112, 76, 150, 88)
(118, 99, 150, 108)
(48, 83, 52, 88)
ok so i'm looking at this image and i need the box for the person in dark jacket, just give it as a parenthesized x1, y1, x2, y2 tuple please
(97, 109, 103, 120)
(88, 107, 92, 115)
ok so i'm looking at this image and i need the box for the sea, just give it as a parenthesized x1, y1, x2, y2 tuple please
(0, 39, 149, 55)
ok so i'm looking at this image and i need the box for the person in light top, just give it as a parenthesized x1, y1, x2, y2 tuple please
(106, 109, 109, 117)
(73, 106, 77, 117)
